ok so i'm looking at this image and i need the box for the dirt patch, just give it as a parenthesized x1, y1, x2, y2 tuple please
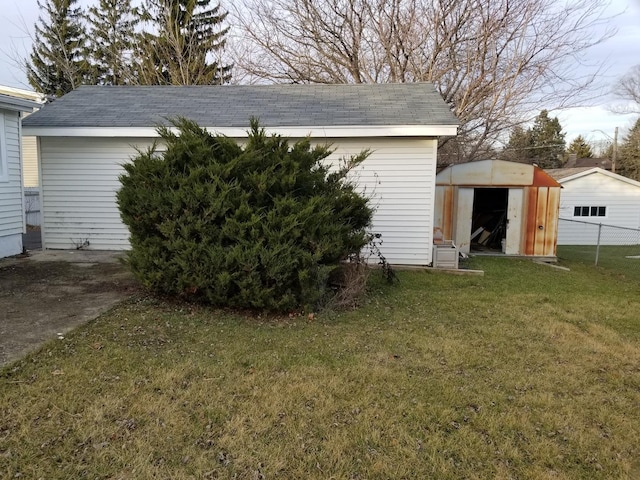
(0, 252, 139, 366)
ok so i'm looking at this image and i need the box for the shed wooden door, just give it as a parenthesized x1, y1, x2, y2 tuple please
(505, 188, 524, 254)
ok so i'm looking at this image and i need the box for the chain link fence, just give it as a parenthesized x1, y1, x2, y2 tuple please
(556, 218, 640, 278)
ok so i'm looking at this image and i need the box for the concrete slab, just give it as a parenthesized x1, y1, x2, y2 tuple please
(0, 250, 138, 366)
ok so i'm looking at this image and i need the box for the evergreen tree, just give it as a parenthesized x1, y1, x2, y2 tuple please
(567, 135, 593, 158)
(117, 118, 373, 311)
(135, 0, 231, 85)
(501, 125, 533, 163)
(529, 110, 566, 168)
(27, 0, 89, 97)
(617, 118, 640, 181)
(87, 0, 140, 85)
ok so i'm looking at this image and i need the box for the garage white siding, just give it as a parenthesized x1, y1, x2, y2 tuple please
(330, 138, 437, 265)
(40, 137, 154, 250)
(0, 110, 24, 258)
(557, 170, 640, 245)
(39, 136, 437, 265)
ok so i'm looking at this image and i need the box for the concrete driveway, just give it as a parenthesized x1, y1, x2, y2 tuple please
(0, 250, 139, 366)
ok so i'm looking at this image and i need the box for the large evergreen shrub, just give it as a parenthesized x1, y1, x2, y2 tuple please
(117, 118, 373, 311)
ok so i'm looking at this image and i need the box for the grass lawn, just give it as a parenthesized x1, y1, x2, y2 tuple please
(557, 245, 640, 283)
(2, 257, 640, 479)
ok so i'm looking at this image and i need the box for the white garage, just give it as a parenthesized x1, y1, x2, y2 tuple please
(23, 84, 458, 266)
(547, 167, 640, 245)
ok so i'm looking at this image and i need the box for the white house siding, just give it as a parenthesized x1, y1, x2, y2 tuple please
(0, 110, 24, 258)
(40, 136, 437, 265)
(557, 172, 640, 245)
(22, 136, 39, 187)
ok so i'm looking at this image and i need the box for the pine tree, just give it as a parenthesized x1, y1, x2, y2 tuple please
(87, 0, 140, 85)
(501, 125, 533, 163)
(27, 0, 90, 97)
(135, 0, 231, 85)
(529, 110, 566, 168)
(567, 135, 593, 158)
(617, 118, 640, 181)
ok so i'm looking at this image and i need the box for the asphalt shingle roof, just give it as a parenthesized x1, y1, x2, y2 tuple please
(22, 83, 458, 129)
(546, 167, 594, 180)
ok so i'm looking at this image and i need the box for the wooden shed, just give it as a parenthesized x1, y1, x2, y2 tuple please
(434, 160, 561, 258)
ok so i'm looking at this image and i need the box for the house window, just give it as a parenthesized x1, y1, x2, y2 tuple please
(0, 112, 8, 182)
(573, 206, 606, 217)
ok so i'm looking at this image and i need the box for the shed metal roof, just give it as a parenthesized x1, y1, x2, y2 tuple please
(437, 159, 560, 188)
(22, 83, 458, 133)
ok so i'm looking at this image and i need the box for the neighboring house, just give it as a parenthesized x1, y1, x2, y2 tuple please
(434, 160, 561, 258)
(564, 154, 612, 170)
(0, 86, 46, 187)
(0, 86, 46, 228)
(0, 93, 40, 258)
(547, 167, 640, 245)
(22, 84, 458, 265)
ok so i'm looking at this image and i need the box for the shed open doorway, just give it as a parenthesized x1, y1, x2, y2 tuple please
(471, 188, 508, 252)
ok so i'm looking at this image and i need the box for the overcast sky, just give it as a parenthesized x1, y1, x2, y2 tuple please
(1, 0, 638, 145)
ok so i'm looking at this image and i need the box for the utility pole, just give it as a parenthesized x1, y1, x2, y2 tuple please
(612, 126, 618, 173)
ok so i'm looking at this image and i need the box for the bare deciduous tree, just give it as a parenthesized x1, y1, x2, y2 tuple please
(611, 64, 640, 114)
(227, 0, 615, 162)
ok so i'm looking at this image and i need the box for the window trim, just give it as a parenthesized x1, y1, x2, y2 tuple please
(573, 205, 607, 217)
(0, 112, 8, 182)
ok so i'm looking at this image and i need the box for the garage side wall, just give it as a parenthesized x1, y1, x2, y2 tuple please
(39, 137, 154, 250)
(40, 136, 438, 265)
(329, 138, 438, 265)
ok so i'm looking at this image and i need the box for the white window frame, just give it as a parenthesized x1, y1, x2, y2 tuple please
(573, 205, 607, 218)
(0, 112, 8, 182)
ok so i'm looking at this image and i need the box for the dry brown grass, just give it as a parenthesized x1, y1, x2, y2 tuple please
(1, 257, 640, 479)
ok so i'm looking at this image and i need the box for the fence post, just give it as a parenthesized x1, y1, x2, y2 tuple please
(595, 223, 602, 266)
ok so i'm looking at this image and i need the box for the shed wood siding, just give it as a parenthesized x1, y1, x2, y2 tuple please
(0, 110, 24, 257)
(40, 137, 437, 265)
(557, 172, 640, 245)
(524, 186, 560, 257)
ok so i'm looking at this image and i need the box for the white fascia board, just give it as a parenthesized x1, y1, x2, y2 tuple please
(23, 124, 458, 138)
(555, 168, 599, 183)
(559, 167, 640, 188)
(0, 85, 46, 103)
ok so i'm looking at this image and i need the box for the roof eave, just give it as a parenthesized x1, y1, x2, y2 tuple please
(0, 94, 40, 112)
(23, 124, 459, 138)
(557, 167, 640, 188)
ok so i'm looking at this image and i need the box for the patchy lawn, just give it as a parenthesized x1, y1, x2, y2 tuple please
(1, 257, 639, 479)
(557, 244, 640, 283)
